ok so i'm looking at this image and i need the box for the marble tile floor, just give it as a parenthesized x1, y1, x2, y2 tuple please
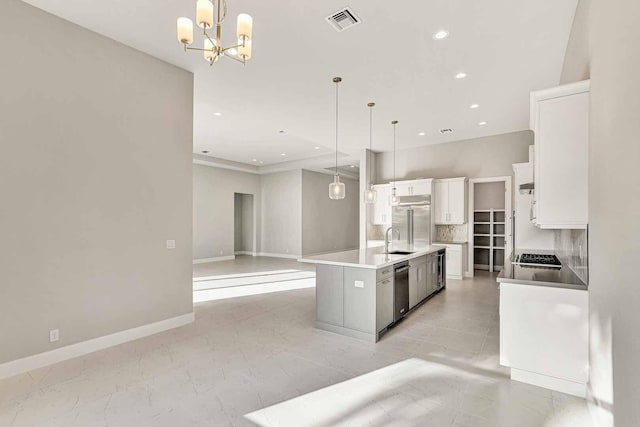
(0, 271, 593, 427)
(193, 256, 315, 279)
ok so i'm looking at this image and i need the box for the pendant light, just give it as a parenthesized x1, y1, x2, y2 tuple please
(329, 77, 346, 200)
(391, 120, 400, 206)
(364, 102, 377, 204)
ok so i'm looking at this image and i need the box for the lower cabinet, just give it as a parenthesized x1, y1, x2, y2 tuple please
(443, 243, 467, 279)
(376, 277, 394, 332)
(409, 256, 428, 309)
(500, 282, 588, 397)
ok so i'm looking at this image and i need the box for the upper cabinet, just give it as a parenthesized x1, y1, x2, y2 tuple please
(434, 177, 467, 225)
(371, 184, 391, 225)
(394, 179, 432, 196)
(530, 80, 589, 229)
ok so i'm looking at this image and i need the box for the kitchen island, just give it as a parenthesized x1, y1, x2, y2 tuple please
(299, 244, 446, 342)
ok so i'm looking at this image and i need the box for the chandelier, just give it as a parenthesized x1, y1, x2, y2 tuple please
(176, 0, 253, 66)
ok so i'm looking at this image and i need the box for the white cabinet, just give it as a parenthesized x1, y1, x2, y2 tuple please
(409, 256, 428, 309)
(442, 243, 466, 279)
(530, 80, 589, 229)
(417, 262, 428, 301)
(500, 282, 588, 397)
(371, 184, 391, 225)
(376, 276, 394, 332)
(434, 178, 467, 225)
(409, 266, 418, 309)
(393, 179, 432, 196)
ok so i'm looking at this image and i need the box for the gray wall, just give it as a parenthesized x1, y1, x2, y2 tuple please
(241, 194, 254, 252)
(375, 131, 532, 183)
(193, 164, 261, 260)
(562, 0, 640, 425)
(0, 0, 193, 364)
(302, 170, 359, 255)
(474, 182, 506, 210)
(260, 170, 302, 256)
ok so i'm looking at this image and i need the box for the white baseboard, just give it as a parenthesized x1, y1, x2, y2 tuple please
(193, 256, 235, 264)
(234, 251, 256, 256)
(511, 368, 586, 398)
(0, 312, 195, 381)
(256, 252, 301, 260)
(586, 384, 614, 427)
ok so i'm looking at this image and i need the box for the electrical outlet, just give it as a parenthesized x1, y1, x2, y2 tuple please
(166, 239, 176, 249)
(354, 280, 364, 288)
(49, 329, 59, 343)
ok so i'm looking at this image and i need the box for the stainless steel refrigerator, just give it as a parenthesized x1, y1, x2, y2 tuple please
(392, 195, 431, 246)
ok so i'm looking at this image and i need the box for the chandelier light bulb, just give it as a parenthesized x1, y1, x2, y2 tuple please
(365, 186, 377, 204)
(391, 190, 400, 206)
(177, 17, 194, 45)
(237, 13, 253, 40)
(204, 38, 217, 61)
(238, 39, 252, 60)
(196, 0, 214, 29)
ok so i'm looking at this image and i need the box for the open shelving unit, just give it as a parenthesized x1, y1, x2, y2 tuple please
(473, 209, 505, 272)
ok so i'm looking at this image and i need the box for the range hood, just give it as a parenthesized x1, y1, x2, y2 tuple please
(519, 182, 534, 195)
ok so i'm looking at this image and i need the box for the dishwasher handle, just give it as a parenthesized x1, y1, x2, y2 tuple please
(394, 265, 410, 274)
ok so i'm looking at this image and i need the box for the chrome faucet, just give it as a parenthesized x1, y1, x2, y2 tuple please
(385, 226, 400, 254)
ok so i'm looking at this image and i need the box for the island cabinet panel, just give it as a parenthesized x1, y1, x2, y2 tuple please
(343, 268, 378, 334)
(409, 266, 419, 309)
(417, 261, 428, 301)
(427, 254, 438, 295)
(316, 264, 344, 327)
(376, 277, 394, 332)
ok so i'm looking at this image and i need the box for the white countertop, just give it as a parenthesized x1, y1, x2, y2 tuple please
(299, 243, 446, 269)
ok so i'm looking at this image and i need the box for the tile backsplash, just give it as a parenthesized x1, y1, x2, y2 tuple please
(554, 229, 588, 285)
(436, 224, 469, 242)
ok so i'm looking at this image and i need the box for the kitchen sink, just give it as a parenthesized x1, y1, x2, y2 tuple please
(387, 250, 415, 255)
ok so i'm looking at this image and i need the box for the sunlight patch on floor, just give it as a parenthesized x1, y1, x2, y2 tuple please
(193, 277, 315, 303)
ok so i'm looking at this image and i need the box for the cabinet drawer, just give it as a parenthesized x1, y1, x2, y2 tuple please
(377, 266, 393, 281)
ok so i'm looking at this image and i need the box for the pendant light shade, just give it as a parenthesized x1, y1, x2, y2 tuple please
(329, 77, 346, 200)
(364, 102, 377, 204)
(391, 120, 400, 206)
(329, 175, 346, 200)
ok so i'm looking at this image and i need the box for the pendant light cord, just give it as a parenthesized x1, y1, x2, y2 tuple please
(335, 80, 339, 175)
(393, 122, 396, 189)
(369, 105, 373, 184)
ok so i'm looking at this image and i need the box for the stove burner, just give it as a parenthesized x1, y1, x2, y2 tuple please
(515, 253, 562, 268)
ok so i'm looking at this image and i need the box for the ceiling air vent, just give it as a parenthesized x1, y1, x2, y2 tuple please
(440, 128, 453, 134)
(326, 7, 361, 32)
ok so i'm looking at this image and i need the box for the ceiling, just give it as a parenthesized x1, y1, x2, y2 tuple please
(22, 0, 578, 168)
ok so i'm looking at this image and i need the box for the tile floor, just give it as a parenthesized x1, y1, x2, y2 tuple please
(0, 271, 593, 427)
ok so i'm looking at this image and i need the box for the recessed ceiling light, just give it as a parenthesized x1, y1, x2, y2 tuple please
(418, 132, 426, 136)
(280, 153, 286, 156)
(227, 48, 237, 56)
(455, 72, 467, 79)
(201, 150, 209, 154)
(433, 30, 449, 40)
(478, 121, 487, 126)
(278, 130, 287, 134)
(349, 165, 356, 168)
(252, 159, 257, 162)
(213, 112, 222, 116)
(469, 104, 480, 109)
(314, 146, 320, 150)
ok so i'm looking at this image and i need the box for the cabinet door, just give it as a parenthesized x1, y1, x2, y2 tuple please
(376, 278, 394, 332)
(411, 181, 430, 196)
(534, 92, 589, 229)
(429, 255, 438, 294)
(417, 263, 427, 301)
(409, 266, 418, 309)
(448, 180, 466, 224)
(395, 182, 411, 197)
(447, 248, 462, 278)
(434, 181, 449, 224)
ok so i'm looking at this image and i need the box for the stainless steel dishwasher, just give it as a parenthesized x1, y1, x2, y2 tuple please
(393, 262, 410, 322)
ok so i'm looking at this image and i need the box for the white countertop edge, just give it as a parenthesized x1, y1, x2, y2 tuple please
(299, 245, 447, 270)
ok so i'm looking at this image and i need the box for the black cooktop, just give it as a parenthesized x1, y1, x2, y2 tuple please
(514, 253, 562, 268)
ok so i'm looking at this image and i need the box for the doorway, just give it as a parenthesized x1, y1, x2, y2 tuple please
(467, 177, 512, 277)
(234, 193, 255, 256)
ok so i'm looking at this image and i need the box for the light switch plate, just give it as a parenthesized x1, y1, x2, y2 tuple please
(354, 280, 364, 288)
(166, 240, 176, 249)
(49, 329, 59, 343)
